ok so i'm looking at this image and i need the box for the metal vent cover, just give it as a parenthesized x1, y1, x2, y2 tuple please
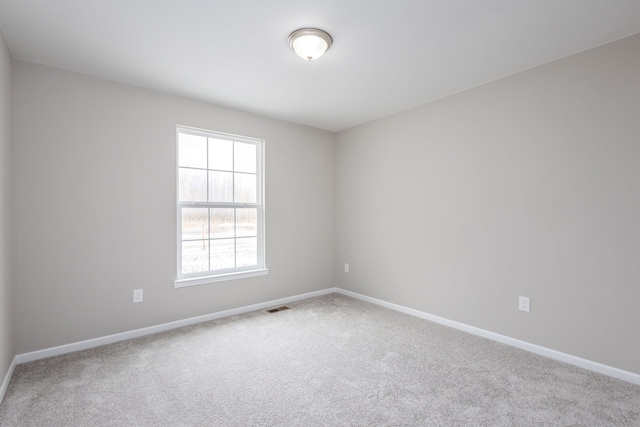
(266, 306, 290, 313)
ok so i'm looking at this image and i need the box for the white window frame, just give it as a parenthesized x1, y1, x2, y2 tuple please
(174, 126, 267, 288)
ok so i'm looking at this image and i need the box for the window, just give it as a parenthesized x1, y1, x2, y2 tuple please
(175, 127, 266, 287)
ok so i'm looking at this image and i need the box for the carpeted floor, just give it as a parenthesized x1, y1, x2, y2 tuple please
(1, 293, 639, 426)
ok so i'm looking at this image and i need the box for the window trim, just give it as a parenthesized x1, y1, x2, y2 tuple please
(174, 125, 267, 287)
(174, 268, 268, 288)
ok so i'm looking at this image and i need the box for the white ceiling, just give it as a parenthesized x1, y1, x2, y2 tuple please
(0, 1, 639, 132)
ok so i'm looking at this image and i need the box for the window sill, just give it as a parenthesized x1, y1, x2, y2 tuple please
(174, 268, 269, 288)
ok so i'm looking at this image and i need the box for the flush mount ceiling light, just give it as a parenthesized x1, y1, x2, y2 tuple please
(288, 28, 333, 61)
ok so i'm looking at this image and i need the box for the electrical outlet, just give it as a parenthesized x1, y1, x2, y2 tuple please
(344, 263, 350, 273)
(133, 289, 143, 303)
(519, 296, 530, 313)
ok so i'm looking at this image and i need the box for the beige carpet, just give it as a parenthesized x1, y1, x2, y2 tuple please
(1, 293, 639, 426)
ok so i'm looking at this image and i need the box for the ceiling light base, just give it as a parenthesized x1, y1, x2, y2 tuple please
(288, 28, 333, 61)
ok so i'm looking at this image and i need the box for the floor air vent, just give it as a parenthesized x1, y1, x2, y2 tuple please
(266, 306, 290, 313)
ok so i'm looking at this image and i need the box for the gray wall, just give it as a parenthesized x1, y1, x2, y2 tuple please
(13, 60, 334, 354)
(334, 34, 640, 375)
(0, 30, 14, 382)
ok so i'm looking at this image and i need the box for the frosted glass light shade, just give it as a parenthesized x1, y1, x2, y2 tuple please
(288, 28, 333, 61)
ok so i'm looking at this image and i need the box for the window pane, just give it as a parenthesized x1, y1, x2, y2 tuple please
(182, 240, 209, 274)
(236, 237, 257, 267)
(179, 134, 207, 169)
(234, 142, 256, 173)
(181, 208, 208, 240)
(209, 138, 233, 171)
(208, 171, 233, 202)
(210, 208, 234, 238)
(234, 173, 256, 203)
(179, 168, 207, 202)
(236, 208, 257, 237)
(210, 239, 235, 270)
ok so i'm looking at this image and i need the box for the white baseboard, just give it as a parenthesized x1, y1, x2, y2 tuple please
(0, 356, 17, 404)
(15, 288, 337, 365)
(335, 288, 640, 386)
(12, 286, 640, 387)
